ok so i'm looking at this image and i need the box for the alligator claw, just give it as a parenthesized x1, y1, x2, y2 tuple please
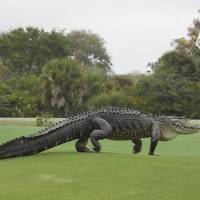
(82, 147, 92, 152)
(133, 146, 141, 153)
(148, 153, 160, 156)
(92, 147, 100, 153)
(133, 150, 140, 154)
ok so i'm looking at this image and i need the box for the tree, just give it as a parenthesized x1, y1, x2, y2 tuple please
(0, 27, 70, 75)
(7, 75, 44, 117)
(42, 58, 107, 116)
(87, 73, 144, 109)
(137, 10, 200, 118)
(173, 10, 200, 54)
(0, 27, 113, 117)
(0, 82, 11, 117)
(67, 30, 112, 72)
(171, 11, 200, 81)
(134, 74, 200, 118)
(151, 50, 200, 81)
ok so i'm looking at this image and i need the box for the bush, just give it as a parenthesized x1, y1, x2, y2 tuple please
(36, 113, 53, 126)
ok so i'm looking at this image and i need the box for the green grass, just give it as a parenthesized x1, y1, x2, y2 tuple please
(0, 122, 200, 200)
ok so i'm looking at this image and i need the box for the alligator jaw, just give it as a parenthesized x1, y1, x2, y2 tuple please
(174, 120, 200, 135)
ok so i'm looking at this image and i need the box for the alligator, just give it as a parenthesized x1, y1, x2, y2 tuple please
(0, 107, 199, 159)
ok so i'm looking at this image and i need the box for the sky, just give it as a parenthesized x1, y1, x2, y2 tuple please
(0, 0, 199, 74)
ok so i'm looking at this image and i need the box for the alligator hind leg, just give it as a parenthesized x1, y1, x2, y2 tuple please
(75, 137, 91, 152)
(132, 138, 142, 153)
(90, 117, 112, 152)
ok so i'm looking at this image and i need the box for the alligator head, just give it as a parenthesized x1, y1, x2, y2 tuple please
(155, 116, 200, 141)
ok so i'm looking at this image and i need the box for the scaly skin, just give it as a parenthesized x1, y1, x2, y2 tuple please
(0, 107, 199, 159)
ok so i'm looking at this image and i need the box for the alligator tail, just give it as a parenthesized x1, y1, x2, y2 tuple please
(0, 123, 75, 159)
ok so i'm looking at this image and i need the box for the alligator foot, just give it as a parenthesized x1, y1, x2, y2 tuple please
(83, 147, 93, 152)
(133, 149, 140, 153)
(133, 145, 141, 153)
(132, 138, 142, 154)
(77, 147, 92, 153)
(92, 147, 101, 153)
(148, 153, 160, 156)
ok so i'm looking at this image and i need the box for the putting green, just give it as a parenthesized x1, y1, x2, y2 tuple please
(0, 124, 200, 200)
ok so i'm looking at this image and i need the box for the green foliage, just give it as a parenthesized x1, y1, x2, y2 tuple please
(0, 16, 199, 118)
(0, 82, 11, 116)
(42, 58, 86, 115)
(0, 27, 70, 75)
(42, 58, 107, 116)
(36, 112, 53, 127)
(139, 12, 200, 118)
(152, 50, 200, 81)
(87, 73, 144, 109)
(67, 30, 112, 72)
(134, 75, 200, 117)
(88, 90, 134, 108)
(0, 27, 112, 117)
(6, 75, 44, 117)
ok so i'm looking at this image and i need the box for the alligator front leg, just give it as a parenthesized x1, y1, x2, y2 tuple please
(75, 137, 92, 152)
(149, 122, 160, 155)
(90, 117, 112, 152)
(132, 138, 142, 153)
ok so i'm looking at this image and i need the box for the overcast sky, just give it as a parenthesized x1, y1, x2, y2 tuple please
(0, 0, 199, 74)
